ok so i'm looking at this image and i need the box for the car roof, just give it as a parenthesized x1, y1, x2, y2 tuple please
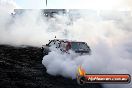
(51, 39, 86, 43)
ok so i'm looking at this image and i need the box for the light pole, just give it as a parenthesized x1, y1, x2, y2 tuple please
(46, 0, 47, 6)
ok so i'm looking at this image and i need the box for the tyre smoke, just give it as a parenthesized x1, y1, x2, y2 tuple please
(0, 1, 132, 88)
(42, 11, 132, 88)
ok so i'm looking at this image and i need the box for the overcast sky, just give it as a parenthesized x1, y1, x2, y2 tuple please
(14, 0, 132, 10)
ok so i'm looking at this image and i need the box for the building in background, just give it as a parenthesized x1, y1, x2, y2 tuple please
(13, 9, 66, 17)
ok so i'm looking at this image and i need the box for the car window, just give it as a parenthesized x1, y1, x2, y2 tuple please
(55, 40, 60, 48)
(71, 42, 79, 51)
(79, 42, 89, 50)
(48, 40, 60, 48)
(71, 42, 89, 51)
(61, 41, 67, 50)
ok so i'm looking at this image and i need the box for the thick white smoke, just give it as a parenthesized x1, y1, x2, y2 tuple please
(0, 1, 132, 88)
(0, 9, 70, 46)
(0, 0, 20, 13)
(42, 11, 132, 88)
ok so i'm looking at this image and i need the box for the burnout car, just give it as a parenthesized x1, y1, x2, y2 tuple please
(41, 39, 91, 56)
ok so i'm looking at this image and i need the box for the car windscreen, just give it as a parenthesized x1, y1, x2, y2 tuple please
(71, 42, 89, 51)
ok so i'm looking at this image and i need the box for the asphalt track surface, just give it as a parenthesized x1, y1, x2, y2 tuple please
(0, 45, 102, 88)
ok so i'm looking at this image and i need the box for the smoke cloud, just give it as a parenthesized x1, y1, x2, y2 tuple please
(0, 0, 20, 13)
(0, 1, 132, 88)
(0, 10, 69, 46)
(42, 11, 132, 88)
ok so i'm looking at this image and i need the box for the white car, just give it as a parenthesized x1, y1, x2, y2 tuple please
(41, 39, 91, 56)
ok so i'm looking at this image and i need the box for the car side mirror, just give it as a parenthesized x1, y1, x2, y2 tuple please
(46, 44, 48, 46)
